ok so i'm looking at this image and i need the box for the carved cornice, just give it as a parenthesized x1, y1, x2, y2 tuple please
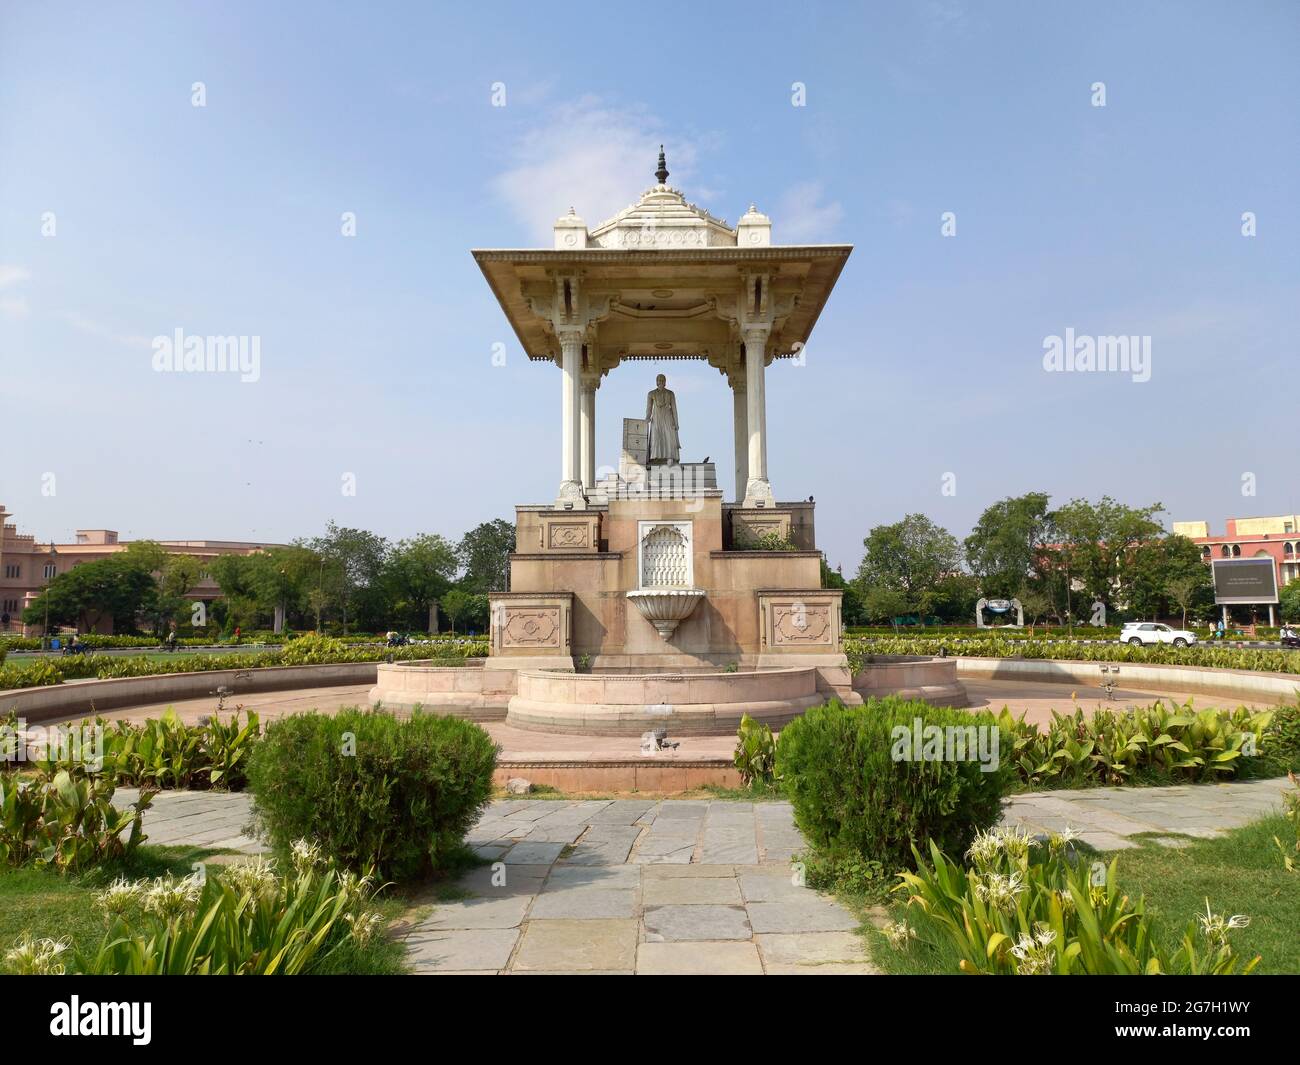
(474, 246, 851, 265)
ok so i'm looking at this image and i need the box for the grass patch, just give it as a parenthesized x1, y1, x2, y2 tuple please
(863, 814, 1299, 975)
(0, 846, 215, 959)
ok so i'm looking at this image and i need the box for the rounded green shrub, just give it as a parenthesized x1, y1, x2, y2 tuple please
(246, 709, 498, 881)
(776, 697, 1012, 871)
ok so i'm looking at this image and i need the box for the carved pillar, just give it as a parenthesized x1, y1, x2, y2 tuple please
(743, 325, 773, 506)
(580, 376, 597, 490)
(556, 330, 586, 508)
(729, 367, 747, 502)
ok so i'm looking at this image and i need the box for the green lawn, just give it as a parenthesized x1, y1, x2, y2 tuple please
(0, 846, 409, 974)
(0, 846, 213, 959)
(863, 814, 1299, 975)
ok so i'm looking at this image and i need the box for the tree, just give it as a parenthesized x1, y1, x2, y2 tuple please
(1129, 534, 1210, 621)
(861, 586, 910, 629)
(854, 514, 962, 623)
(964, 492, 1053, 599)
(384, 534, 459, 631)
(457, 520, 515, 594)
(1279, 580, 1300, 623)
(210, 553, 264, 631)
(441, 588, 489, 636)
(1048, 497, 1166, 613)
(146, 553, 202, 635)
(23, 557, 156, 633)
(308, 523, 390, 633)
(1018, 588, 1054, 636)
(247, 546, 320, 630)
(820, 559, 865, 627)
(1166, 575, 1200, 629)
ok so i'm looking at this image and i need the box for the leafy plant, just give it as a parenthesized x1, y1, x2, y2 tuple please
(776, 697, 1011, 873)
(30, 709, 261, 792)
(246, 709, 497, 881)
(0, 768, 154, 872)
(997, 701, 1273, 787)
(732, 714, 778, 788)
(895, 828, 1259, 974)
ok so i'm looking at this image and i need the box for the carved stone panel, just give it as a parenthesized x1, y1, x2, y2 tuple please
(773, 603, 831, 644)
(501, 608, 561, 648)
(489, 592, 572, 658)
(538, 513, 600, 553)
(758, 591, 842, 651)
(732, 510, 792, 547)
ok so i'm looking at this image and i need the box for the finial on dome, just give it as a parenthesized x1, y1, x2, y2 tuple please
(655, 145, 669, 186)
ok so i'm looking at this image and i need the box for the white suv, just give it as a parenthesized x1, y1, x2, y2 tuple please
(1120, 622, 1197, 648)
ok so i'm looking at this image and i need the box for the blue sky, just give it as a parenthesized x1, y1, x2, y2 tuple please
(1, 0, 1296, 572)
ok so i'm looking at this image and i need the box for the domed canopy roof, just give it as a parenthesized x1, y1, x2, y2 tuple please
(588, 148, 736, 249)
(472, 146, 851, 367)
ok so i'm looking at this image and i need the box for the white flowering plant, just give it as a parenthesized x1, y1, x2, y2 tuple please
(894, 827, 1259, 975)
(72, 841, 388, 975)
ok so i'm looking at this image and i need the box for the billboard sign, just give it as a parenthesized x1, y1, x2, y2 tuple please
(1211, 558, 1279, 605)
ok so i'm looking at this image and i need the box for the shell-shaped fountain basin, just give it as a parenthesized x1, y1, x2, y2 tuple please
(626, 588, 705, 640)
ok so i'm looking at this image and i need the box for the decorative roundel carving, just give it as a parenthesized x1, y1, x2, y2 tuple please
(564, 233, 577, 246)
(748, 230, 762, 244)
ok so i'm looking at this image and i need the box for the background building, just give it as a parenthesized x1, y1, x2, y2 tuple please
(1172, 515, 1300, 590)
(0, 504, 281, 633)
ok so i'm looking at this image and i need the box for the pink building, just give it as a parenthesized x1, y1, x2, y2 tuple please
(1172, 514, 1300, 591)
(0, 505, 281, 634)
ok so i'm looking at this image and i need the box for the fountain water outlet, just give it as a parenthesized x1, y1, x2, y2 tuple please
(626, 588, 705, 640)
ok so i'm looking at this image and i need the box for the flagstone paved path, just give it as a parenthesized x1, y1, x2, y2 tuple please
(114, 776, 1293, 974)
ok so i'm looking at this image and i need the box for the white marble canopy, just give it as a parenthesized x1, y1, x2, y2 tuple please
(472, 150, 852, 509)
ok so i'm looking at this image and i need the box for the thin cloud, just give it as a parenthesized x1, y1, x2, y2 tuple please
(0, 265, 32, 288)
(62, 310, 152, 350)
(776, 181, 845, 242)
(493, 97, 705, 243)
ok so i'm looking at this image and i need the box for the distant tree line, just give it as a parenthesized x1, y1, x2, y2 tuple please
(835, 493, 1268, 628)
(23, 519, 516, 637)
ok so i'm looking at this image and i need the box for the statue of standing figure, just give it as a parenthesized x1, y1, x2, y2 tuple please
(645, 374, 680, 465)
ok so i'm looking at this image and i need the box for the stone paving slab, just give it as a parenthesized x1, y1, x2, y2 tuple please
(644, 904, 752, 942)
(643, 876, 742, 906)
(512, 918, 639, 972)
(636, 941, 763, 975)
(404, 928, 519, 973)
(113, 778, 1293, 974)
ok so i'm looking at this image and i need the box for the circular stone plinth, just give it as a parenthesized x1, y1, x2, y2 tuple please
(369, 659, 511, 720)
(852, 655, 968, 708)
(506, 667, 823, 736)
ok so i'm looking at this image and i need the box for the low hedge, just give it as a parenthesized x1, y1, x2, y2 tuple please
(846, 635, 1300, 675)
(246, 709, 498, 882)
(0, 635, 490, 692)
(776, 697, 1011, 874)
